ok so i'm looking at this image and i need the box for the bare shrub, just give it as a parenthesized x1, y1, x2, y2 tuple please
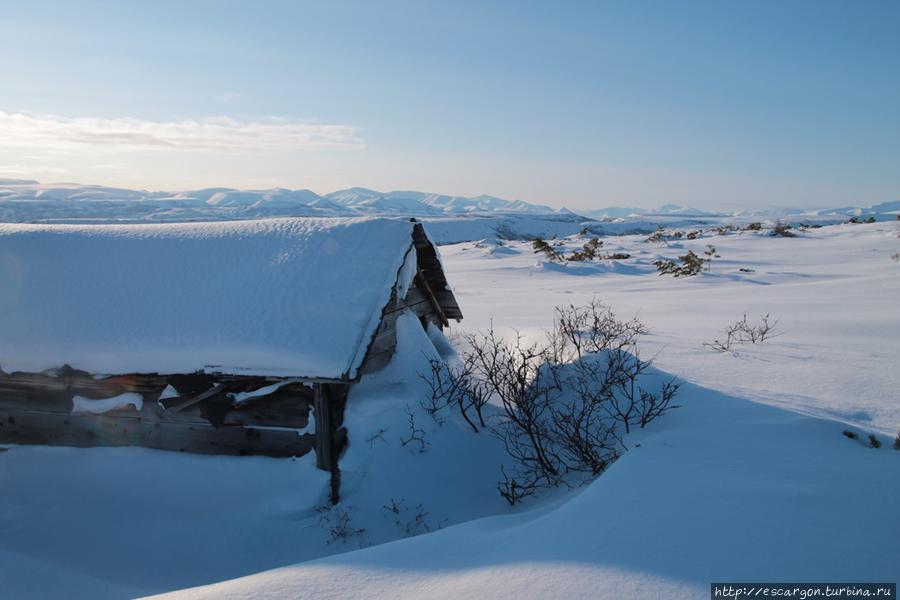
(893, 430, 900, 450)
(703, 245, 720, 272)
(551, 300, 647, 360)
(419, 357, 487, 432)
(400, 405, 429, 452)
(317, 506, 365, 545)
(498, 465, 540, 505)
(366, 427, 389, 448)
(576, 349, 679, 435)
(441, 301, 680, 505)
(382, 499, 433, 537)
(704, 313, 780, 352)
(465, 329, 563, 490)
(868, 434, 882, 449)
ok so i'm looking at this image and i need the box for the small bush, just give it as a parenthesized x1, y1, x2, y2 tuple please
(868, 434, 882, 448)
(645, 227, 667, 243)
(842, 430, 858, 440)
(317, 507, 365, 545)
(451, 300, 679, 505)
(746, 222, 763, 231)
(568, 237, 603, 262)
(606, 252, 631, 260)
(771, 222, 795, 237)
(420, 358, 487, 432)
(382, 499, 434, 538)
(654, 259, 677, 274)
(366, 427, 389, 447)
(533, 238, 563, 262)
(400, 406, 429, 452)
(893, 430, 900, 450)
(654, 250, 704, 277)
(704, 313, 779, 352)
(703, 245, 720, 272)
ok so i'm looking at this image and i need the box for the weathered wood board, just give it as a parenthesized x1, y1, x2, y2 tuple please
(0, 409, 316, 457)
(0, 370, 320, 458)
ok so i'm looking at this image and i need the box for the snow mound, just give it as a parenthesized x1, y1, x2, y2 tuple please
(145, 382, 900, 600)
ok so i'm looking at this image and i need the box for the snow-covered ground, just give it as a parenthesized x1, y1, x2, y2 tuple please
(1, 220, 898, 599)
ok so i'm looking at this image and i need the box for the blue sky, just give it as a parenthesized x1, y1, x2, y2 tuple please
(1, 0, 898, 210)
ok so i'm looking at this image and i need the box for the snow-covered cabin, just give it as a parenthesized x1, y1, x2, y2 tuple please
(0, 218, 461, 495)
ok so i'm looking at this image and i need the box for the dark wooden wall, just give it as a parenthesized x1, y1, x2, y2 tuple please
(0, 370, 346, 461)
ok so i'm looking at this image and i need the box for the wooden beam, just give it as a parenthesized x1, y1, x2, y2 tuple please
(165, 384, 224, 413)
(414, 268, 449, 328)
(314, 384, 333, 472)
(0, 387, 312, 430)
(0, 409, 315, 458)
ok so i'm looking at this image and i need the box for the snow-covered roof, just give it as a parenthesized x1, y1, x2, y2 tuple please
(0, 217, 454, 379)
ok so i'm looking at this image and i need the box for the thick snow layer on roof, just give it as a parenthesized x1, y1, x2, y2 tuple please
(0, 217, 420, 378)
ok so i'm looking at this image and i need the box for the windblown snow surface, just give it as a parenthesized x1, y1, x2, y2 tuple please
(0, 220, 898, 599)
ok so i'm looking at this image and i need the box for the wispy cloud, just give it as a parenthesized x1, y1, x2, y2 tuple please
(214, 91, 246, 103)
(0, 163, 68, 174)
(0, 111, 364, 152)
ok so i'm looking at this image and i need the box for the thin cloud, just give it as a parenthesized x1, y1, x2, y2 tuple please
(214, 91, 246, 103)
(0, 163, 68, 174)
(0, 111, 364, 152)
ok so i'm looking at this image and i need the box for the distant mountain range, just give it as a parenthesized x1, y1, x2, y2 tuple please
(0, 179, 897, 224)
(0, 180, 561, 218)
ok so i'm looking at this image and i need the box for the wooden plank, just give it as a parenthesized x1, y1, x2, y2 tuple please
(410, 223, 464, 321)
(314, 384, 332, 471)
(0, 387, 312, 430)
(0, 371, 168, 397)
(360, 300, 401, 375)
(414, 269, 449, 328)
(165, 384, 225, 413)
(0, 409, 315, 458)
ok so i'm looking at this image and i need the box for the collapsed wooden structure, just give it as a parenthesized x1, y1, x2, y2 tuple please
(0, 217, 461, 501)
